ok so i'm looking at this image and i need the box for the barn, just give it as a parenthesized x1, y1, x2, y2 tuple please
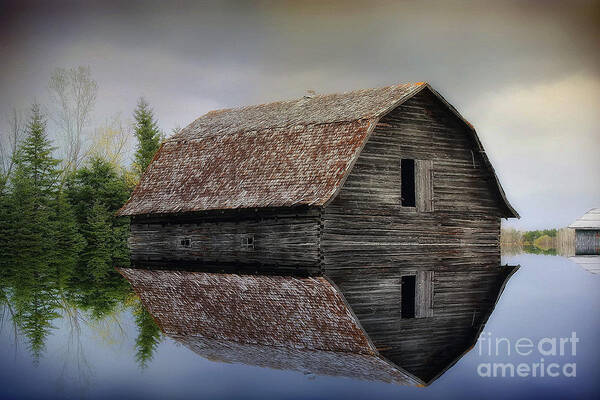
(568, 208, 600, 256)
(117, 82, 518, 271)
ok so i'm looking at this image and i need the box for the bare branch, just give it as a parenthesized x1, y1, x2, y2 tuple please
(0, 107, 26, 183)
(48, 66, 98, 172)
(85, 113, 132, 168)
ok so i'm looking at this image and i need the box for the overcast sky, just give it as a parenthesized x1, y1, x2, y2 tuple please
(1, 0, 599, 230)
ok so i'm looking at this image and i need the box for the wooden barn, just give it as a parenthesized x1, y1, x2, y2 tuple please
(118, 262, 518, 385)
(568, 208, 600, 256)
(117, 82, 518, 270)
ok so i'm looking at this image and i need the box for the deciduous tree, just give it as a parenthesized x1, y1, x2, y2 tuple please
(48, 66, 98, 171)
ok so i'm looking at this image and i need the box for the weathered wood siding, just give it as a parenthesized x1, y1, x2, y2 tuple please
(127, 88, 506, 276)
(129, 209, 321, 270)
(322, 88, 503, 270)
(575, 229, 600, 255)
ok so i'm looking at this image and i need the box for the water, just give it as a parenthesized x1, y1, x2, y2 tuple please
(1, 253, 599, 399)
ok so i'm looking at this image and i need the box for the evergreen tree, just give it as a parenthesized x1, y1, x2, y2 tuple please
(66, 157, 131, 224)
(49, 189, 85, 285)
(132, 98, 161, 176)
(9, 104, 60, 267)
(83, 202, 113, 280)
(65, 156, 131, 267)
(0, 184, 11, 274)
(12, 104, 60, 199)
(63, 157, 131, 319)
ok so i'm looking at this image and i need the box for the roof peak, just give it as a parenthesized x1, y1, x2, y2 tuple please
(201, 82, 427, 117)
(171, 82, 427, 142)
(569, 208, 600, 229)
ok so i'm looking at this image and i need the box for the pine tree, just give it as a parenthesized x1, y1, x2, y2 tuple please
(49, 190, 85, 285)
(0, 184, 11, 273)
(133, 98, 161, 176)
(10, 104, 60, 266)
(12, 104, 60, 200)
(83, 201, 113, 280)
(66, 157, 131, 224)
(65, 156, 131, 267)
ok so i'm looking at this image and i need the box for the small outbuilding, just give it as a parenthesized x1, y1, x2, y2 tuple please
(568, 208, 600, 255)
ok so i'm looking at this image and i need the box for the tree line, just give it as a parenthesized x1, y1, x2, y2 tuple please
(500, 227, 575, 257)
(0, 66, 164, 368)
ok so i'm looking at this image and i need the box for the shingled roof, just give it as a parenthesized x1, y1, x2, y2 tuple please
(569, 208, 600, 229)
(117, 82, 517, 217)
(117, 267, 422, 385)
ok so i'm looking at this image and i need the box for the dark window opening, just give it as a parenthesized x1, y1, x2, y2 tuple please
(180, 238, 191, 248)
(401, 159, 416, 207)
(401, 275, 416, 319)
(241, 235, 255, 250)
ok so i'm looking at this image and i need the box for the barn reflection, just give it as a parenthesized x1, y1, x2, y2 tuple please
(118, 260, 518, 386)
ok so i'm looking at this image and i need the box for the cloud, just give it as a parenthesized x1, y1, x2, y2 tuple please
(466, 74, 600, 228)
(1, 0, 598, 229)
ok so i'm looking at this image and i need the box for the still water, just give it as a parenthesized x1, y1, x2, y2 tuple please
(1, 253, 599, 399)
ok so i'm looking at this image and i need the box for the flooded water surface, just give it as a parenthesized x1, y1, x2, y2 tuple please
(1, 252, 599, 399)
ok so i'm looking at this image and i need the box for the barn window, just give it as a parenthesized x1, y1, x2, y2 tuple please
(401, 275, 416, 319)
(401, 159, 434, 212)
(180, 238, 191, 248)
(401, 159, 416, 207)
(401, 271, 434, 319)
(241, 235, 254, 250)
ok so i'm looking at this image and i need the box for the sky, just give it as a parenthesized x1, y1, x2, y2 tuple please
(1, 0, 599, 230)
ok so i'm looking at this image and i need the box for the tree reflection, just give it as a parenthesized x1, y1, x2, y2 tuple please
(1, 248, 162, 369)
(134, 301, 163, 369)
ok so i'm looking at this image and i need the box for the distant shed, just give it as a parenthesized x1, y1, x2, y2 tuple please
(568, 208, 600, 255)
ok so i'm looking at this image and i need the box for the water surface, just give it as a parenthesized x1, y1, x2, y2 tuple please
(1, 253, 598, 399)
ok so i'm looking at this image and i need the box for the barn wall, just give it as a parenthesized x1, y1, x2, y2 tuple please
(322, 88, 503, 270)
(128, 209, 321, 271)
(575, 230, 600, 255)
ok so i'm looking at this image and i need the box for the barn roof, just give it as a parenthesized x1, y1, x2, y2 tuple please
(117, 267, 423, 385)
(569, 208, 600, 229)
(117, 83, 517, 217)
